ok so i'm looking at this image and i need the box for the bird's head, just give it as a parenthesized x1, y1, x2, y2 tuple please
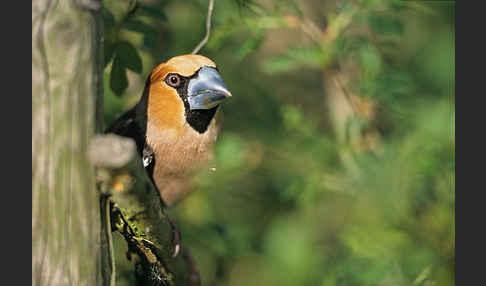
(144, 54, 232, 134)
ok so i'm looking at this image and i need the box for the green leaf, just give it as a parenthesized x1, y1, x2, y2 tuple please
(359, 45, 381, 75)
(135, 4, 168, 21)
(281, 105, 303, 130)
(367, 15, 404, 36)
(126, 0, 138, 15)
(142, 35, 157, 50)
(103, 70, 125, 126)
(264, 56, 299, 74)
(264, 46, 326, 74)
(104, 39, 116, 68)
(116, 41, 143, 73)
(122, 19, 156, 36)
(110, 55, 128, 96)
(102, 7, 115, 28)
(121, 20, 157, 51)
(234, 0, 258, 11)
(377, 71, 412, 96)
(235, 34, 264, 60)
(414, 266, 431, 285)
(207, 24, 240, 51)
(361, 0, 381, 8)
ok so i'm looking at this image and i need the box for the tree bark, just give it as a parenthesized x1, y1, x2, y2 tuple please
(32, 0, 101, 285)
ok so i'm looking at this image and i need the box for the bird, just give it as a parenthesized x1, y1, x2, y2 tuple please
(106, 54, 232, 207)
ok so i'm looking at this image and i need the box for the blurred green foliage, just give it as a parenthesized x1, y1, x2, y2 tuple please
(104, 0, 454, 285)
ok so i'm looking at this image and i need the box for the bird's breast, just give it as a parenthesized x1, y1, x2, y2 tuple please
(145, 116, 220, 206)
(147, 120, 219, 172)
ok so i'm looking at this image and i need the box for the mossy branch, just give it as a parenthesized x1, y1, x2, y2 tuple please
(110, 200, 175, 285)
(90, 134, 199, 286)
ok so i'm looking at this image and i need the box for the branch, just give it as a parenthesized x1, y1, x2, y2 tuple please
(89, 134, 135, 286)
(89, 133, 200, 285)
(191, 0, 215, 54)
(110, 200, 175, 286)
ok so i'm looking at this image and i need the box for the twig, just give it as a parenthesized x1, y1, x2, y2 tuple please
(99, 194, 116, 286)
(191, 0, 215, 54)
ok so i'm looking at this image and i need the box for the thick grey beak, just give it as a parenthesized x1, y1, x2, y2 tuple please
(187, 66, 232, 110)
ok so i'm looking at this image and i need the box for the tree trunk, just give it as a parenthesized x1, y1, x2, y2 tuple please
(32, 0, 101, 285)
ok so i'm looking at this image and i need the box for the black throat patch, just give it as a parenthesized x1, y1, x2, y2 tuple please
(175, 75, 218, 134)
(185, 106, 218, 133)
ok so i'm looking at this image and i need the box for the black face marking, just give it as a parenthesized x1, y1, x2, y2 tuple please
(166, 69, 218, 134)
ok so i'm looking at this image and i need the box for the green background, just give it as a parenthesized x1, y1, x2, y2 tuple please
(104, 0, 454, 285)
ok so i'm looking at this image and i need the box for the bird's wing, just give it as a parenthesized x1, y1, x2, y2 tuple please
(105, 107, 146, 154)
(106, 105, 158, 187)
(106, 107, 137, 136)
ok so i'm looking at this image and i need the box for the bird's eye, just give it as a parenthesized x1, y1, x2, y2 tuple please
(167, 74, 181, 87)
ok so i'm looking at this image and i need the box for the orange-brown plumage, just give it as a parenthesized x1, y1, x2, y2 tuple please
(147, 55, 217, 132)
(107, 54, 231, 206)
(150, 55, 217, 81)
